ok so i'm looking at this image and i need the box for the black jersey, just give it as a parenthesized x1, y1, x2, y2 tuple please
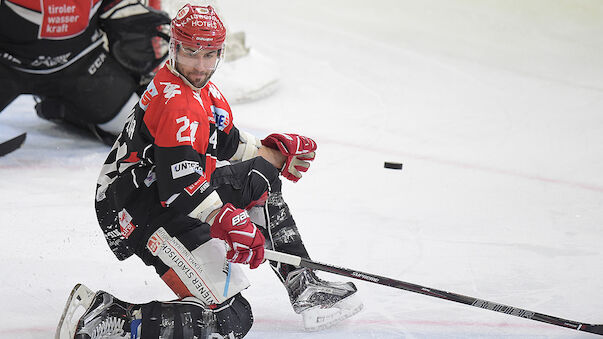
(95, 63, 240, 260)
(0, 0, 105, 73)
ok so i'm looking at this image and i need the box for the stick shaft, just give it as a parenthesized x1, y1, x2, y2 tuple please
(263, 250, 602, 336)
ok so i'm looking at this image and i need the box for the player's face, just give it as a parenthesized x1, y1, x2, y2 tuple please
(175, 45, 221, 88)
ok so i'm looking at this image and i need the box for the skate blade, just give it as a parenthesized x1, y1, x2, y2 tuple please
(301, 294, 364, 331)
(55, 284, 95, 339)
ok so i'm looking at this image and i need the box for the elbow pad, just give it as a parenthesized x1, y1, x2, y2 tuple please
(188, 191, 223, 224)
(230, 130, 261, 162)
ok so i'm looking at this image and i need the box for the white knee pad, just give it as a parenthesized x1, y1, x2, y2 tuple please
(147, 227, 250, 306)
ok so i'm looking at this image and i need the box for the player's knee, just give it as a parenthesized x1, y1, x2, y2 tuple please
(247, 156, 282, 198)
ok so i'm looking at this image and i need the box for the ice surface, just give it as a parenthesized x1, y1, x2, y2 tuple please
(1, 0, 602, 338)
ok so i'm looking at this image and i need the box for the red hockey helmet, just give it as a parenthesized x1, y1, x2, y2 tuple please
(168, 4, 226, 88)
(170, 4, 226, 51)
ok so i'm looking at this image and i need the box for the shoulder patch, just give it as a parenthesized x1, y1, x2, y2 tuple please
(211, 106, 230, 131)
(139, 80, 159, 111)
(208, 83, 222, 100)
(160, 82, 182, 103)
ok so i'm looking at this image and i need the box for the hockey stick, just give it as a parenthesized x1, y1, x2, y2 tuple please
(0, 133, 26, 157)
(264, 250, 603, 336)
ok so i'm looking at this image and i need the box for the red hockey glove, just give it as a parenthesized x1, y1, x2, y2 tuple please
(210, 203, 265, 269)
(261, 133, 317, 182)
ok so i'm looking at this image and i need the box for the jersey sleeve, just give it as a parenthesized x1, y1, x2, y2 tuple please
(207, 82, 240, 161)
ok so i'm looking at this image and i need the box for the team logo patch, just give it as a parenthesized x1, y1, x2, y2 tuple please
(171, 160, 202, 179)
(212, 106, 230, 131)
(185, 177, 210, 196)
(39, 0, 91, 39)
(139, 80, 159, 111)
(176, 6, 189, 20)
(87, 52, 106, 75)
(160, 82, 181, 103)
(144, 170, 157, 187)
(118, 209, 136, 239)
(147, 232, 164, 255)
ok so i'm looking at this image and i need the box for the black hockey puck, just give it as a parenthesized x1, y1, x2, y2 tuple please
(384, 162, 403, 170)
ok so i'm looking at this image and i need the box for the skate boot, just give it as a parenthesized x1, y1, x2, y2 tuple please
(73, 290, 139, 339)
(71, 293, 220, 339)
(286, 268, 363, 331)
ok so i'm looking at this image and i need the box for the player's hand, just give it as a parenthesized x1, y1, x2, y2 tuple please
(261, 133, 317, 182)
(210, 203, 265, 269)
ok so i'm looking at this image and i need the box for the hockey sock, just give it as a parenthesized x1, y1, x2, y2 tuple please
(261, 191, 311, 282)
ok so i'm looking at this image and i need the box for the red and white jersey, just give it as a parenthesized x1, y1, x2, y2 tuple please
(0, 0, 104, 73)
(96, 63, 240, 219)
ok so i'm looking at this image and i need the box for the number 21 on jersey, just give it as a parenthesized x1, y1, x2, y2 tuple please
(176, 116, 199, 145)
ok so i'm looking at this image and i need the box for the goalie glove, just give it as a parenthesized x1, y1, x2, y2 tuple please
(261, 133, 317, 182)
(210, 204, 265, 269)
(100, 0, 170, 75)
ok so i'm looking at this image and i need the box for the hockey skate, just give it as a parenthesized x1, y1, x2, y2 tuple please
(57, 285, 224, 339)
(56, 284, 96, 339)
(286, 268, 363, 331)
(71, 289, 139, 339)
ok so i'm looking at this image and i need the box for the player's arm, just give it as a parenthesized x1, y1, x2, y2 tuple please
(153, 109, 264, 267)
(227, 128, 316, 181)
(207, 84, 315, 180)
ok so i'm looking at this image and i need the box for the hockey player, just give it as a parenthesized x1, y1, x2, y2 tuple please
(56, 4, 362, 339)
(0, 0, 170, 145)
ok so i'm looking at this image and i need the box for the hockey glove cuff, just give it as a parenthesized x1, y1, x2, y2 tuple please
(261, 133, 317, 182)
(210, 203, 265, 269)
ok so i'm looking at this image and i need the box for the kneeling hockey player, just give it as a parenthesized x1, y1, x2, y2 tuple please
(56, 4, 362, 338)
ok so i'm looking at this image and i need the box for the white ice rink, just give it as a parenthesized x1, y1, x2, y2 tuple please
(1, 0, 602, 338)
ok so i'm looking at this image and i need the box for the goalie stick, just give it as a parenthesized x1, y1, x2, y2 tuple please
(0, 133, 26, 157)
(264, 250, 603, 336)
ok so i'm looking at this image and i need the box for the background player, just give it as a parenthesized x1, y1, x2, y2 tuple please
(0, 0, 170, 145)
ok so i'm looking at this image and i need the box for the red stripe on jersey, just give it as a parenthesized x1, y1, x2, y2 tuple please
(123, 152, 140, 163)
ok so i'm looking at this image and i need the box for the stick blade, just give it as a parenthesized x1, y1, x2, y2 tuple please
(0, 133, 26, 157)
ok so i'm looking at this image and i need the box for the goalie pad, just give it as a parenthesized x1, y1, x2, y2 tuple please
(147, 227, 250, 306)
(56, 284, 253, 338)
(100, 0, 170, 75)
